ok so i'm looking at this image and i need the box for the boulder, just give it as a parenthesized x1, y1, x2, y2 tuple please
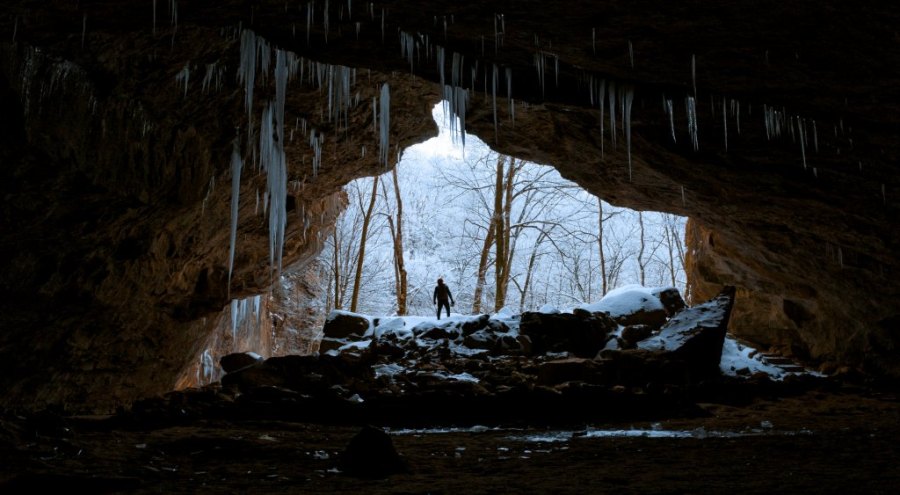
(520, 311, 617, 358)
(323, 310, 371, 339)
(493, 334, 523, 355)
(615, 307, 667, 329)
(537, 357, 599, 386)
(637, 286, 736, 377)
(219, 352, 263, 373)
(652, 287, 687, 316)
(318, 338, 345, 354)
(418, 326, 451, 340)
(340, 425, 408, 478)
(463, 330, 498, 350)
(621, 324, 653, 347)
(461, 314, 491, 336)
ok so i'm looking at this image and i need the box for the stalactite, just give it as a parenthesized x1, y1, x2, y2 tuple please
(379, 83, 390, 165)
(625, 86, 634, 180)
(228, 141, 243, 293)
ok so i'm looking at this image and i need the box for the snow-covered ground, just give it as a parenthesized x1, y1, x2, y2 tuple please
(325, 283, 822, 382)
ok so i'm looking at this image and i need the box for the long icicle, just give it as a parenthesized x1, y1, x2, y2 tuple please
(227, 139, 243, 295)
(379, 83, 390, 165)
(624, 86, 634, 180)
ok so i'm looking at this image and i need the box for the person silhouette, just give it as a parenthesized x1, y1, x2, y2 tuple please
(433, 278, 455, 320)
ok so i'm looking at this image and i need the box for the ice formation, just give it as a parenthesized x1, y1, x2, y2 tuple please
(379, 83, 390, 164)
(170, 62, 190, 97)
(228, 141, 242, 291)
(624, 86, 634, 180)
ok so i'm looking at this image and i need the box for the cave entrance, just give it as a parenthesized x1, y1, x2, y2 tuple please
(179, 103, 689, 388)
(315, 102, 688, 317)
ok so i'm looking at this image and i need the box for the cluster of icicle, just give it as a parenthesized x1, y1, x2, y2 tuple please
(229, 29, 381, 287)
(585, 76, 635, 179)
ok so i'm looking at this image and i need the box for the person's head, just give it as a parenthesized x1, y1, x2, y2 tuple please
(437, 278, 444, 285)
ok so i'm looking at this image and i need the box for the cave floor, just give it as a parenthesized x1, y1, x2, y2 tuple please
(1, 388, 899, 494)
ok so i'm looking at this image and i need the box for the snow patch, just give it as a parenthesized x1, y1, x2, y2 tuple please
(579, 284, 664, 317)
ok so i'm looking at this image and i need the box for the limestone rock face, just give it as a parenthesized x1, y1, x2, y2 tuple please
(1, 0, 899, 410)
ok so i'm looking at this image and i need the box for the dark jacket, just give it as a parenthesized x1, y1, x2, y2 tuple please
(433, 283, 454, 304)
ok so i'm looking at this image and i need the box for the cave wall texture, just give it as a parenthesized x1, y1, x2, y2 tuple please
(0, 0, 898, 412)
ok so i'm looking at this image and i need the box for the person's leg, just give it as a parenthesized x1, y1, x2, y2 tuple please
(444, 301, 451, 317)
(436, 303, 441, 320)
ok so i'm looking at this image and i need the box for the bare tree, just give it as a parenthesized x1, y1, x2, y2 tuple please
(349, 176, 379, 312)
(385, 166, 408, 315)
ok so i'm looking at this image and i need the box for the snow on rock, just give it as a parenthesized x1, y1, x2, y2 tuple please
(579, 285, 668, 328)
(582, 285, 664, 316)
(637, 286, 736, 376)
(719, 336, 786, 378)
(538, 304, 560, 314)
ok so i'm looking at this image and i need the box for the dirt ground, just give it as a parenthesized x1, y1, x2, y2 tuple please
(1, 386, 899, 494)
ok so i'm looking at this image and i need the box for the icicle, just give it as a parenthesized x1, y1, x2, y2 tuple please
(681, 185, 686, 206)
(381, 8, 385, 43)
(306, 2, 312, 45)
(608, 81, 617, 149)
(323, 0, 330, 42)
(492, 64, 498, 141)
(231, 299, 239, 338)
(628, 40, 634, 68)
(799, 117, 807, 169)
(812, 120, 818, 152)
(591, 28, 596, 54)
(506, 67, 514, 124)
(175, 63, 190, 97)
(238, 30, 258, 116)
(722, 96, 728, 152)
(624, 86, 634, 180)
(736, 100, 741, 135)
(437, 46, 445, 89)
(666, 99, 676, 142)
(686, 96, 699, 151)
(691, 54, 696, 97)
(227, 140, 242, 293)
(554, 55, 559, 88)
(599, 79, 605, 159)
(153, 0, 157, 34)
(82, 14, 87, 48)
(534, 51, 545, 97)
(379, 83, 390, 165)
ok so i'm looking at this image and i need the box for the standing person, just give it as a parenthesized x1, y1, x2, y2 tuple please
(433, 278, 455, 320)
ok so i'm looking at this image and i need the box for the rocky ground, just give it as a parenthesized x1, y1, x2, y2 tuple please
(2, 287, 898, 493)
(0, 386, 898, 494)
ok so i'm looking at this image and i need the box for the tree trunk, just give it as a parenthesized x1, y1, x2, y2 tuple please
(349, 176, 379, 312)
(472, 223, 495, 314)
(493, 155, 507, 312)
(637, 211, 646, 286)
(390, 166, 408, 315)
(332, 230, 342, 310)
(598, 197, 608, 296)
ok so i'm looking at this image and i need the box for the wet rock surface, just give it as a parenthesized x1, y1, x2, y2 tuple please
(1, 383, 898, 494)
